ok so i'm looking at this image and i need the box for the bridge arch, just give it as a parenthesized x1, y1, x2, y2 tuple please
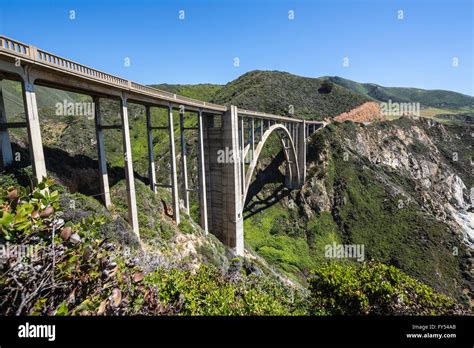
(242, 123, 300, 206)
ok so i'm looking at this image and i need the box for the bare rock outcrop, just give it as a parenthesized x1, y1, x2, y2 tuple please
(334, 101, 384, 123)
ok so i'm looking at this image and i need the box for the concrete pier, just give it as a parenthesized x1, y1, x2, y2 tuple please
(21, 76, 47, 183)
(93, 96, 112, 207)
(168, 103, 180, 224)
(197, 109, 208, 234)
(221, 106, 244, 255)
(120, 95, 139, 237)
(179, 110, 190, 214)
(0, 80, 13, 168)
(146, 106, 157, 194)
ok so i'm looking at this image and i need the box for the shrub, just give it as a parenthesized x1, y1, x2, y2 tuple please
(308, 261, 462, 315)
(0, 178, 60, 241)
(178, 219, 194, 235)
(137, 265, 307, 315)
(0, 179, 136, 315)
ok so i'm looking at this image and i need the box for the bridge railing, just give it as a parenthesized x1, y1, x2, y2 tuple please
(130, 81, 176, 98)
(174, 94, 225, 110)
(0, 35, 226, 110)
(35, 48, 130, 87)
(0, 37, 31, 57)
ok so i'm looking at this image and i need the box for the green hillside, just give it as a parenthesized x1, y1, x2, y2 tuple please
(210, 70, 370, 120)
(157, 71, 473, 123)
(154, 71, 371, 120)
(326, 76, 474, 109)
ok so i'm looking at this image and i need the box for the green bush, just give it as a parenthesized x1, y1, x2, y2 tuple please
(0, 178, 127, 315)
(308, 261, 461, 315)
(0, 178, 60, 241)
(138, 265, 307, 315)
(178, 218, 194, 235)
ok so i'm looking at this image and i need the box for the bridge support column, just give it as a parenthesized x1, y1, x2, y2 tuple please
(292, 123, 297, 153)
(179, 111, 190, 214)
(168, 103, 180, 224)
(204, 115, 223, 240)
(297, 120, 306, 185)
(222, 105, 244, 255)
(203, 108, 243, 254)
(93, 97, 111, 207)
(197, 109, 208, 234)
(283, 136, 298, 189)
(146, 106, 157, 194)
(0, 80, 13, 168)
(120, 95, 139, 238)
(239, 117, 245, 198)
(21, 78, 47, 183)
(250, 118, 255, 161)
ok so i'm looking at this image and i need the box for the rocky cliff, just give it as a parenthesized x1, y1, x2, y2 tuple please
(242, 116, 472, 307)
(298, 117, 472, 302)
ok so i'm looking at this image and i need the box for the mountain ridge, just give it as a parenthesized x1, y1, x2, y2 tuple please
(153, 70, 474, 121)
(324, 75, 474, 108)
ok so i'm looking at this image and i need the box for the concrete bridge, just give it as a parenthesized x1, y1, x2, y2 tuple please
(0, 36, 324, 255)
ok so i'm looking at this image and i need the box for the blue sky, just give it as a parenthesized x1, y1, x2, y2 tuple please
(1, 0, 472, 95)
